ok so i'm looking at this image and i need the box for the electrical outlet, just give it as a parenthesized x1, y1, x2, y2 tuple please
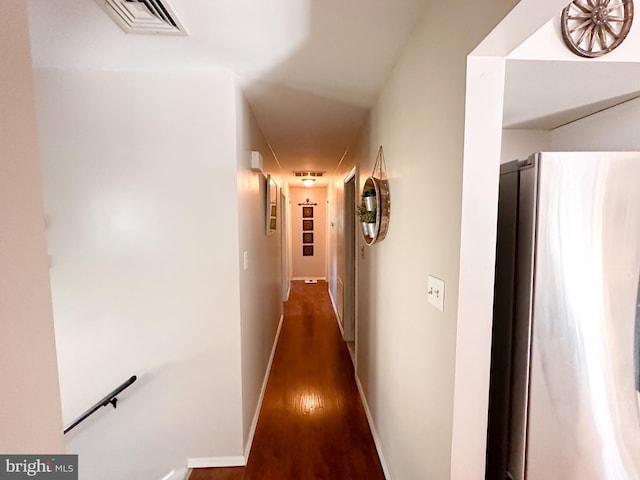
(427, 275, 445, 312)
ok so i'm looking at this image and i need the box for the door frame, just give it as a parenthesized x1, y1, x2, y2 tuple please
(281, 190, 290, 301)
(343, 166, 358, 353)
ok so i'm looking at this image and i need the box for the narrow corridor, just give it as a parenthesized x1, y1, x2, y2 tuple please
(189, 281, 385, 480)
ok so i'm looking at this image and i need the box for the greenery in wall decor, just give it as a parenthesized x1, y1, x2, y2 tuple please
(362, 184, 376, 197)
(359, 209, 376, 223)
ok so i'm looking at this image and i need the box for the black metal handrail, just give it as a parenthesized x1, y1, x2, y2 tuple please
(63, 375, 137, 434)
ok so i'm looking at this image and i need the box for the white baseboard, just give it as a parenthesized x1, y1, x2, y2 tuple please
(355, 375, 392, 480)
(243, 313, 284, 460)
(328, 287, 344, 337)
(159, 468, 189, 480)
(291, 276, 327, 281)
(186, 315, 284, 471)
(187, 457, 245, 469)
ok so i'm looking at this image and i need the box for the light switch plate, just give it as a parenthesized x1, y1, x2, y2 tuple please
(243, 251, 248, 270)
(427, 275, 445, 312)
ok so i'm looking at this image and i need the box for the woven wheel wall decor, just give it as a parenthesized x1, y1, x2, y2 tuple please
(359, 146, 390, 246)
(561, 0, 634, 57)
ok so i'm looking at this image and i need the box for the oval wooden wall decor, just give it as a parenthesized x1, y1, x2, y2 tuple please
(561, 0, 634, 58)
(359, 146, 390, 246)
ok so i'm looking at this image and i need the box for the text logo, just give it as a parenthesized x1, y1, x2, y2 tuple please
(0, 456, 77, 479)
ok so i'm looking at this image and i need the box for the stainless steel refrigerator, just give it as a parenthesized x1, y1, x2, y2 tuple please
(486, 152, 640, 480)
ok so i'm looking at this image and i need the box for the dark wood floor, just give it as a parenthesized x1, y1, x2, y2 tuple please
(189, 281, 385, 480)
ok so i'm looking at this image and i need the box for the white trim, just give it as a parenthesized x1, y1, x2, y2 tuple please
(159, 468, 189, 480)
(243, 314, 285, 460)
(187, 457, 245, 469)
(344, 165, 358, 183)
(345, 341, 355, 366)
(328, 277, 355, 365)
(343, 165, 359, 371)
(188, 314, 285, 470)
(355, 375, 392, 480)
(291, 276, 326, 281)
(328, 286, 344, 336)
(281, 190, 290, 302)
(335, 277, 344, 326)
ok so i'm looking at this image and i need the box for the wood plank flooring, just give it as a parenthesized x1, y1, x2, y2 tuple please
(189, 281, 385, 480)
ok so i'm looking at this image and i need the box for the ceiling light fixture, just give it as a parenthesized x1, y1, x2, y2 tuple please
(302, 178, 316, 187)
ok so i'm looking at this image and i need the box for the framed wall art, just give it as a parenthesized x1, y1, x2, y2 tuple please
(302, 206, 314, 218)
(265, 174, 277, 235)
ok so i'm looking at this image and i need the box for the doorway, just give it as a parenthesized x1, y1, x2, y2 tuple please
(343, 168, 357, 353)
(281, 190, 290, 301)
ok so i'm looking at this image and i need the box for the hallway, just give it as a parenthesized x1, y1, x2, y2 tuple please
(190, 281, 385, 480)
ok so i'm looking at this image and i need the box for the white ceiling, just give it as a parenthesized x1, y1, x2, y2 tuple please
(503, 59, 640, 130)
(503, 17, 640, 131)
(27, 0, 429, 187)
(27, 2, 640, 186)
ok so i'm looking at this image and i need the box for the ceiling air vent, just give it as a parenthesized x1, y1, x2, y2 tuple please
(293, 171, 325, 177)
(97, 0, 187, 35)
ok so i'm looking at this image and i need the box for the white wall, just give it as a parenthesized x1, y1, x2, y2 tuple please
(326, 1, 582, 479)
(327, 180, 340, 305)
(290, 187, 327, 280)
(365, 4, 519, 478)
(0, 0, 65, 454)
(324, 2, 521, 479)
(510, 15, 640, 62)
(234, 87, 286, 455)
(550, 97, 640, 151)
(498, 97, 640, 170)
(327, 158, 362, 332)
(35, 69, 245, 479)
(501, 129, 551, 164)
(452, 1, 585, 478)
